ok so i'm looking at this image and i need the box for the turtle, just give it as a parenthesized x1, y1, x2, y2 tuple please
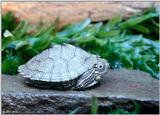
(18, 43, 109, 90)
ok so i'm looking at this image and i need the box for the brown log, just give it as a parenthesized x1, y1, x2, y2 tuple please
(2, 2, 158, 28)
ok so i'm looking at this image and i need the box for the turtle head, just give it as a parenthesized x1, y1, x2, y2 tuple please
(74, 58, 109, 90)
(94, 58, 110, 80)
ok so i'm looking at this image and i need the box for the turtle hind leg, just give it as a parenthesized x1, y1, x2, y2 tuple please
(24, 78, 74, 90)
(60, 79, 77, 90)
(24, 78, 56, 89)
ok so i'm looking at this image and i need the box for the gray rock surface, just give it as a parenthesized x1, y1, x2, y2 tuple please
(2, 69, 159, 114)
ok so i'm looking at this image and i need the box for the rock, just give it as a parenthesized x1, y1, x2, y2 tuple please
(2, 69, 159, 114)
(2, 2, 158, 28)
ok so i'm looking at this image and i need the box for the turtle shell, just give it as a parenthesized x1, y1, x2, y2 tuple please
(18, 44, 98, 82)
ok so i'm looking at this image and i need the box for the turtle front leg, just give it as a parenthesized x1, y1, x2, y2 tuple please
(73, 67, 101, 90)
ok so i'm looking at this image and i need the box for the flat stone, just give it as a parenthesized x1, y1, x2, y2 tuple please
(2, 69, 159, 114)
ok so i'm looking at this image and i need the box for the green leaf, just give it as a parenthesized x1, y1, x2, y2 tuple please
(78, 26, 97, 38)
(52, 36, 69, 44)
(119, 13, 158, 29)
(96, 30, 120, 38)
(105, 15, 122, 31)
(57, 18, 91, 37)
(96, 39, 107, 46)
(76, 36, 95, 45)
(15, 40, 29, 50)
(68, 107, 81, 114)
(2, 11, 18, 34)
(22, 48, 40, 58)
(141, 62, 157, 77)
(151, 19, 159, 28)
(109, 108, 129, 114)
(2, 36, 14, 51)
(12, 20, 28, 39)
(30, 22, 57, 51)
(131, 25, 150, 34)
(94, 22, 103, 32)
(132, 101, 141, 114)
(3, 38, 30, 51)
(90, 96, 98, 114)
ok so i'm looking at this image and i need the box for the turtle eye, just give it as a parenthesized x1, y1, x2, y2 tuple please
(98, 64, 103, 69)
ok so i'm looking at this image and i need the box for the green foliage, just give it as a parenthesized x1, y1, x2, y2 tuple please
(2, 18, 58, 74)
(2, 52, 25, 74)
(2, 12, 19, 35)
(57, 18, 91, 38)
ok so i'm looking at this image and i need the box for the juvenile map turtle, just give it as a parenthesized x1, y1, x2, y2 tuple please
(18, 44, 109, 90)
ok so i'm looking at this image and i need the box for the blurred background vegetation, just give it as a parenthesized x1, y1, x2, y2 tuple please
(2, 7, 159, 79)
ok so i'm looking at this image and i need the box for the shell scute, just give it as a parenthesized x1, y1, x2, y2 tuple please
(49, 45, 61, 60)
(74, 47, 91, 59)
(54, 59, 68, 74)
(38, 58, 54, 73)
(36, 49, 49, 61)
(61, 44, 76, 61)
(26, 58, 40, 70)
